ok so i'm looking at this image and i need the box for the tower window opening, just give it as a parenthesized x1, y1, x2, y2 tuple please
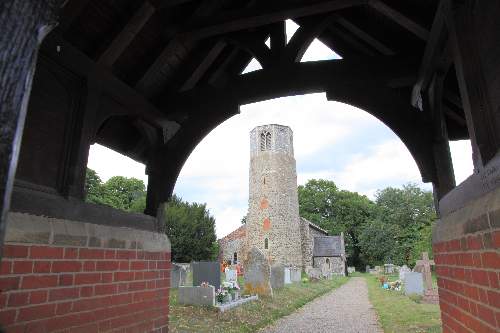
(260, 131, 272, 150)
(233, 252, 237, 264)
(326, 258, 330, 269)
(264, 238, 269, 249)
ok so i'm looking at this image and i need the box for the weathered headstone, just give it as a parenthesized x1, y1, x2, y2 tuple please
(224, 267, 237, 283)
(321, 263, 331, 279)
(284, 267, 292, 284)
(290, 267, 301, 282)
(347, 267, 356, 274)
(192, 261, 221, 289)
(243, 247, 273, 297)
(384, 264, 395, 274)
(178, 285, 215, 306)
(399, 265, 411, 281)
(365, 265, 371, 273)
(271, 265, 285, 289)
(306, 267, 321, 280)
(171, 263, 187, 288)
(414, 252, 435, 291)
(374, 266, 383, 274)
(404, 272, 424, 295)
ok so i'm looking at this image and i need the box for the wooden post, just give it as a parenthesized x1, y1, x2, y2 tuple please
(0, 0, 61, 258)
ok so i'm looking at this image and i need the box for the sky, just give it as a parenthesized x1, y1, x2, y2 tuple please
(87, 21, 474, 239)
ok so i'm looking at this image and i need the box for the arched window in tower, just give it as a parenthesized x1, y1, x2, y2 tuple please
(233, 252, 237, 264)
(264, 238, 269, 249)
(260, 132, 267, 150)
(260, 131, 272, 151)
(326, 258, 330, 269)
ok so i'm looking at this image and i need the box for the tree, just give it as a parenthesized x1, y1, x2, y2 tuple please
(373, 183, 436, 266)
(84, 168, 146, 213)
(164, 195, 218, 262)
(298, 179, 375, 269)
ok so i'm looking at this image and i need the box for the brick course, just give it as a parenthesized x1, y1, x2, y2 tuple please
(0, 244, 170, 332)
(433, 187, 500, 333)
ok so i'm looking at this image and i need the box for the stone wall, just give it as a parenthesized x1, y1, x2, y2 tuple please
(433, 185, 499, 333)
(299, 218, 313, 269)
(313, 257, 345, 276)
(246, 125, 303, 267)
(0, 212, 171, 332)
(219, 225, 246, 264)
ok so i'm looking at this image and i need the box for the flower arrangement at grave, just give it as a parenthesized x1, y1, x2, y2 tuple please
(200, 281, 210, 287)
(216, 287, 228, 303)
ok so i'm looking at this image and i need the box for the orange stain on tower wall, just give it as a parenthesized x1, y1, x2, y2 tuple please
(263, 217, 271, 230)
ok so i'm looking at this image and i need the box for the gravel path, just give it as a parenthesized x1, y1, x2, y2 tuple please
(260, 277, 383, 333)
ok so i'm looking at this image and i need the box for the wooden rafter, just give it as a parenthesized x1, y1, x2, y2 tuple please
(180, 40, 226, 91)
(182, 0, 367, 40)
(335, 16, 395, 55)
(98, 2, 156, 67)
(369, 0, 429, 41)
(58, 0, 91, 32)
(135, 0, 222, 97)
(327, 25, 376, 56)
(411, 1, 448, 109)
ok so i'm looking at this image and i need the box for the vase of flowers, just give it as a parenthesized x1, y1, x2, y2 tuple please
(216, 288, 227, 304)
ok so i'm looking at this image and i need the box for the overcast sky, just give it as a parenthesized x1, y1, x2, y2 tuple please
(88, 21, 474, 239)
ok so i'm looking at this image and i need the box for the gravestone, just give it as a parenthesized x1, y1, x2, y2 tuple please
(171, 263, 187, 288)
(365, 265, 371, 273)
(321, 263, 331, 279)
(374, 266, 383, 274)
(271, 265, 285, 289)
(192, 261, 221, 289)
(347, 267, 356, 274)
(384, 264, 395, 274)
(224, 267, 237, 283)
(178, 285, 215, 306)
(290, 267, 301, 282)
(306, 267, 321, 280)
(243, 247, 273, 297)
(414, 252, 435, 291)
(404, 272, 424, 295)
(284, 267, 292, 284)
(399, 265, 411, 281)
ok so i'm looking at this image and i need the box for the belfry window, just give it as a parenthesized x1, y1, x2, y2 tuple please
(260, 131, 271, 150)
(264, 238, 269, 249)
(233, 252, 237, 263)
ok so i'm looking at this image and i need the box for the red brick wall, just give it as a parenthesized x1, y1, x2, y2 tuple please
(0, 244, 170, 333)
(433, 230, 499, 333)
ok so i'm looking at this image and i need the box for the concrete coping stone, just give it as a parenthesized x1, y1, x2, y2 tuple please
(5, 212, 170, 252)
(215, 295, 259, 313)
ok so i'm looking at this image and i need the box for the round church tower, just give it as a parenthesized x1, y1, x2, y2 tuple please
(245, 124, 303, 267)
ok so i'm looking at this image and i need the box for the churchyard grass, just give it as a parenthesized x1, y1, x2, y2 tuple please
(361, 273, 442, 333)
(169, 276, 348, 332)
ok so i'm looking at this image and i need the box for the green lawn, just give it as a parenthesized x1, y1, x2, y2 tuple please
(361, 273, 442, 333)
(169, 277, 348, 333)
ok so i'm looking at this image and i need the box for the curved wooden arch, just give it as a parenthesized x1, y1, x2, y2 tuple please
(155, 57, 436, 203)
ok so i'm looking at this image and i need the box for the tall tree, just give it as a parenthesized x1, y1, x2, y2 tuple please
(298, 179, 375, 269)
(164, 195, 218, 262)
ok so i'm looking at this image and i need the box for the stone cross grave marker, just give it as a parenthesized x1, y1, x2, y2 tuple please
(192, 261, 221, 289)
(414, 252, 435, 291)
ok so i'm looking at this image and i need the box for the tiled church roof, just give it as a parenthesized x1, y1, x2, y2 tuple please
(313, 236, 344, 257)
(219, 225, 246, 243)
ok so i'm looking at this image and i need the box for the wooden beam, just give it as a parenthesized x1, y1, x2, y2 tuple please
(98, 2, 155, 67)
(369, 0, 429, 41)
(335, 16, 395, 55)
(285, 14, 337, 62)
(183, 0, 367, 40)
(58, 0, 91, 32)
(327, 25, 376, 56)
(136, 0, 221, 97)
(411, 0, 448, 109)
(180, 40, 226, 91)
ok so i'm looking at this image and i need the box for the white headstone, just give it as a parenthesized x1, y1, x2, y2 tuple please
(404, 272, 424, 295)
(347, 267, 356, 274)
(399, 265, 411, 281)
(225, 268, 237, 283)
(284, 267, 292, 284)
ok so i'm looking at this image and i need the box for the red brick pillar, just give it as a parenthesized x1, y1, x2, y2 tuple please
(0, 212, 170, 332)
(433, 187, 499, 333)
